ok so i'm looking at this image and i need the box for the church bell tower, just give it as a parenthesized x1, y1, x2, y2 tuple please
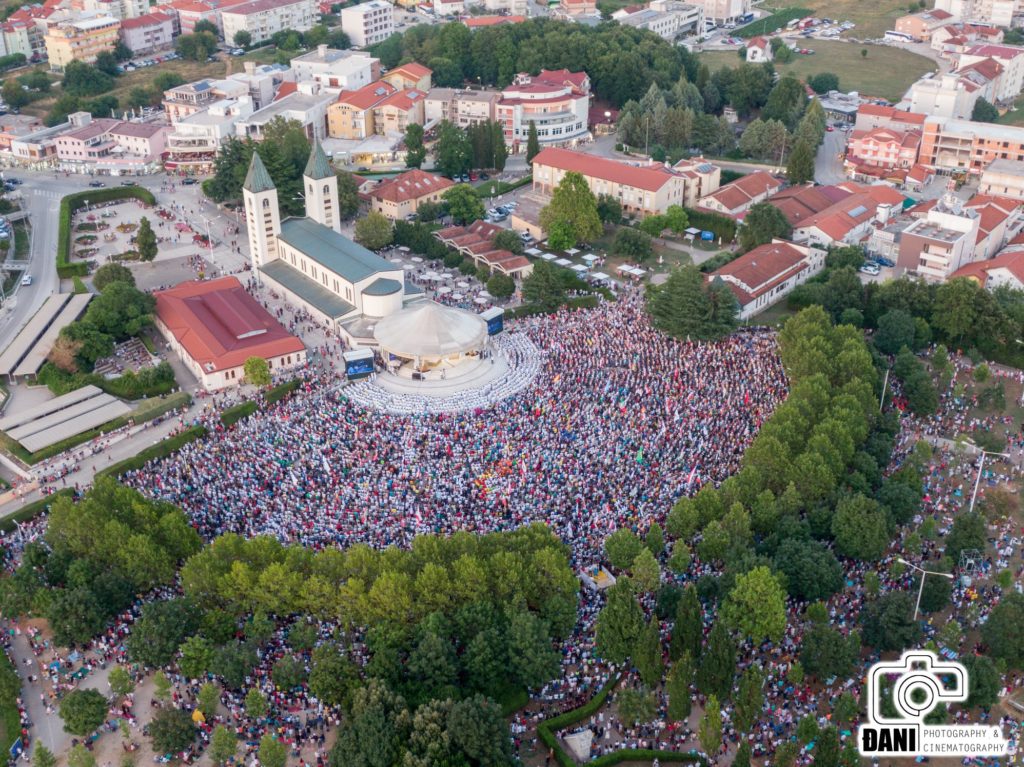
(243, 151, 281, 273)
(303, 140, 341, 234)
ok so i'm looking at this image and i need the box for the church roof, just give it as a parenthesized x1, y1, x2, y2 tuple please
(259, 260, 356, 318)
(243, 151, 274, 193)
(304, 140, 333, 180)
(364, 277, 402, 295)
(278, 217, 396, 284)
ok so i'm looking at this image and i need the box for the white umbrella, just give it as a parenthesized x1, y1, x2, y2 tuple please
(582, 254, 599, 262)
(456, 281, 469, 288)
(436, 286, 453, 294)
(474, 296, 489, 304)
(389, 257, 403, 263)
(478, 290, 492, 298)
(451, 292, 464, 300)
(428, 273, 445, 281)
(411, 256, 424, 263)
(398, 246, 410, 252)
(403, 264, 415, 271)
(566, 247, 580, 255)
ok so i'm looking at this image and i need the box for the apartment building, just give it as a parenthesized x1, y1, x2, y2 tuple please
(163, 79, 228, 122)
(154, 0, 219, 35)
(845, 127, 921, 173)
(54, 114, 167, 165)
(710, 239, 826, 320)
(557, 0, 597, 15)
(690, 0, 749, 24)
(979, 158, 1024, 200)
(672, 157, 722, 208)
(424, 88, 501, 128)
(792, 183, 906, 247)
(327, 81, 395, 139)
(382, 62, 432, 92)
(531, 147, 719, 217)
(935, 0, 1017, 28)
(220, 0, 316, 46)
(290, 45, 379, 92)
(44, 15, 120, 71)
(931, 23, 1003, 59)
(118, 11, 174, 54)
(894, 8, 954, 41)
(908, 72, 982, 119)
(165, 97, 254, 171)
(1, 19, 47, 61)
(236, 83, 333, 141)
(612, 0, 704, 41)
(228, 62, 294, 110)
(496, 70, 591, 152)
(483, 0, 528, 15)
(432, 0, 464, 15)
(919, 116, 1024, 174)
(339, 0, 393, 48)
(895, 195, 981, 281)
(956, 44, 1024, 102)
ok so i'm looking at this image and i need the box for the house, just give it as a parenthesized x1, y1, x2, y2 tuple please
(557, 0, 597, 15)
(845, 126, 922, 174)
(979, 158, 1024, 200)
(709, 239, 826, 320)
(339, 0, 393, 47)
(118, 11, 173, 54)
(165, 97, 254, 172)
(950, 246, 1024, 289)
(220, 0, 316, 46)
(894, 8, 954, 41)
(382, 61, 432, 92)
(327, 81, 396, 139)
(53, 114, 167, 169)
(434, 220, 533, 277)
(854, 104, 927, 133)
(697, 170, 783, 218)
(745, 36, 772, 63)
(531, 147, 719, 217)
(368, 169, 453, 220)
(425, 88, 501, 128)
(766, 183, 855, 227)
(965, 193, 1022, 259)
(792, 182, 906, 247)
(44, 15, 120, 71)
(154, 276, 306, 391)
(894, 194, 980, 281)
(290, 46, 379, 92)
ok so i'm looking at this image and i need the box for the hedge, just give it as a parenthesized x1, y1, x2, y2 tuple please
(734, 7, 810, 37)
(0, 488, 74, 533)
(0, 649, 22, 756)
(683, 208, 737, 243)
(95, 425, 208, 480)
(57, 187, 157, 278)
(507, 295, 599, 320)
(265, 379, 301, 405)
(536, 674, 705, 767)
(699, 251, 743, 274)
(220, 401, 257, 426)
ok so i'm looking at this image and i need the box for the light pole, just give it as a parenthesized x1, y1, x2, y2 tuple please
(967, 446, 1010, 514)
(879, 367, 890, 413)
(897, 558, 955, 622)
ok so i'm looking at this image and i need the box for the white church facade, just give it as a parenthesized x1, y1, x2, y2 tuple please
(246, 142, 425, 347)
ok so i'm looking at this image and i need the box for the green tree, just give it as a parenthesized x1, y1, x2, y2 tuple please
(962, 654, 1001, 709)
(271, 654, 306, 690)
(738, 201, 792, 251)
(308, 643, 358, 708)
(62, 61, 113, 97)
(699, 694, 723, 756)
(611, 227, 655, 262)
(258, 735, 286, 767)
(832, 493, 890, 560)
(94, 50, 119, 77)
(153, 671, 171, 701)
(670, 584, 703, 661)
(695, 621, 735, 700)
(774, 539, 843, 602)
(404, 123, 426, 168)
(982, 591, 1024, 667)
(595, 578, 644, 665)
(972, 97, 999, 122)
(634, 618, 663, 686)
(67, 745, 95, 767)
(233, 30, 252, 48)
(596, 193, 622, 224)
(521, 260, 565, 312)
(539, 172, 602, 248)
(209, 725, 237, 767)
(834, 691, 859, 725)
(178, 635, 214, 680)
(434, 121, 471, 177)
(135, 216, 157, 261)
(197, 682, 220, 718)
(647, 266, 738, 341)
(109, 666, 134, 697)
(775, 741, 799, 767)
(240, 356, 271, 387)
(1, 79, 29, 109)
(336, 171, 360, 220)
(722, 566, 786, 643)
(617, 686, 657, 723)
(442, 184, 485, 225)
(60, 689, 109, 735)
(862, 591, 921, 651)
(800, 623, 856, 679)
(245, 688, 268, 719)
(329, 679, 411, 767)
(645, 521, 665, 556)
(150, 707, 195, 753)
(92, 263, 135, 291)
(354, 211, 394, 250)
(127, 599, 201, 668)
(486, 273, 515, 298)
(808, 72, 839, 94)
(508, 609, 560, 689)
(447, 695, 514, 765)
(631, 548, 661, 593)
(176, 31, 219, 62)
(945, 512, 987, 562)
(33, 746, 56, 767)
(604, 529, 643, 570)
(666, 653, 694, 720)
(525, 120, 540, 164)
(817, 725, 840, 767)
(787, 139, 815, 185)
(733, 666, 764, 733)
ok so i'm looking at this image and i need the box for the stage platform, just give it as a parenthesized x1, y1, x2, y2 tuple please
(376, 355, 510, 398)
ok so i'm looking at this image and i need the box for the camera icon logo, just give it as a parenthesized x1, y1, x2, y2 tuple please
(866, 651, 967, 725)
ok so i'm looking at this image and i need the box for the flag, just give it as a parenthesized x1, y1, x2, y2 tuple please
(686, 464, 699, 490)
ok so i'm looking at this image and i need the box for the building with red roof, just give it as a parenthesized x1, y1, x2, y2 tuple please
(697, 170, 783, 219)
(463, 14, 525, 28)
(846, 126, 922, 174)
(155, 276, 306, 390)
(950, 246, 1024, 289)
(793, 182, 906, 247)
(496, 70, 591, 152)
(369, 169, 453, 220)
(119, 11, 173, 54)
(745, 36, 772, 63)
(709, 239, 826, 319)
(382, 61, 432, 91)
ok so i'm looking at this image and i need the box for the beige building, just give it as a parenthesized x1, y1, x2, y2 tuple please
(934, 0, 1017, 28)
(425, 88, 501, 128)
(531, 147, 718, 217)
(220, 0, 316, 46)
(894, 8, 954, 41)
(327, 81, 425, 139)
(44, 15, 120, 71)
(980, 158, 1024, 200)
(369, 169, 454, 220)
(339, 0, 393, 48)
(382, 61, 432, 92)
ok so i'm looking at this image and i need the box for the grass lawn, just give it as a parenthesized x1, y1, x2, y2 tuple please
(698, 40, 936, 102)
(760, 0, 910, 39)
(13, 222, 28, 259)
(997, 93, 1024, 125)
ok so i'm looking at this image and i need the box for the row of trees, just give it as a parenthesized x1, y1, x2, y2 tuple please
(429, 120, 508, 177)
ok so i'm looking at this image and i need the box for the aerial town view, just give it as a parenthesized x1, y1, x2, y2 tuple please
(1, 0, 1024, 763)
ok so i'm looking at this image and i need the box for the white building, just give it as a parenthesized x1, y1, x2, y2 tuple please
(483, 0, 528, 15)
(613, 0, 704, 40)
(496, 70, 591, 152)
(220, 0, 316, 46)
(691, 0, 749, 24)
(227, 63, 294, 110)
(340, 0, 393, 48)
(290, 45, 379, 92)
(956, 44, 1024, 103)
(236, 82, 334, 142)
(165, 97, 254, 170)
(745, 36, 772, 62)
(980, 158, 1024, 200)
(934, 0, 1018, 27)
(895, 194, 981, 281)
(908, 72, 980, 119)
(710, 240, 826, 320)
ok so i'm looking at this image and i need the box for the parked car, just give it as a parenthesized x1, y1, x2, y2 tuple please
(875, 256, 896, 267)
(20, 275, 31, 286)
(458, 173, 470, 183)
(230, 48, 245, 56)
(120, 180, 136, 186)
(859, 262, 881, 276)
(181, 177, 199, 185)
(4, 177, 21, 186)
(478, 172, 489, 180)
(88, 180, 106, 187)
(469, 172, 478, 181)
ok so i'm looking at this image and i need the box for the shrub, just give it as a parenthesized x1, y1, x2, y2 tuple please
(58, 188, 156, 278)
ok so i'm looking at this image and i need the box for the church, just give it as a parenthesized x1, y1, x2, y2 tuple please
(246, 142, 427, 347)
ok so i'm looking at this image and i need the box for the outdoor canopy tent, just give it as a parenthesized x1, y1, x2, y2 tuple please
(373, 301, 487, 362)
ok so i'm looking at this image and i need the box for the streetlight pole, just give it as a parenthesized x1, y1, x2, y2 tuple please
(968, 448, 1010, 514)
(879, 367, 889, 413)
(897, 558, 955, 622)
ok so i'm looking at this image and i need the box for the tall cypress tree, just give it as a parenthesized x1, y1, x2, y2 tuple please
(525, 120, 540, 164)
(696, 620, 736, 700)
(634, 618, 663, 686)
(670, 584, 703, 661)
(666, 653, 694, 721)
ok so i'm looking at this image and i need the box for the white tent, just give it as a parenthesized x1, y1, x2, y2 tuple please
(571, 264, 588, 272)
(555, 258, 572, 266)
(582, 254, 599, 262)
(373, 301, 487, 361)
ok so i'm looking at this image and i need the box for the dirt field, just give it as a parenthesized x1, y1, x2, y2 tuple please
(698, 40, 936, 102)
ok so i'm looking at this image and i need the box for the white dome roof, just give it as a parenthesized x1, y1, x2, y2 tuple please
(373, 301, 487, 360)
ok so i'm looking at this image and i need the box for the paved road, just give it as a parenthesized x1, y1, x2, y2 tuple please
(815, 129, 848, 185)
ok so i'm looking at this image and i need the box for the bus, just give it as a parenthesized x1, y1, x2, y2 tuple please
(884, 30, 913, 42)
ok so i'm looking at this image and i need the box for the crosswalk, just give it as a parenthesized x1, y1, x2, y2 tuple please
(33, 189, 63, 201)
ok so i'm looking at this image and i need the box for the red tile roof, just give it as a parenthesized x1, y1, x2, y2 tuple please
(463, 13, 525, 25)
(856, 104, 927, 125)
(389, 61, 432, 80)
(711, 240, 811, 305)
(120, 11, 172, 28)
(371, 169, 453, 204)
(336, 81, 397, 110)
(951, 247, 1024, 285)
(376, 87, 425, 111)
(797, 184, 905, 241)
(532, 147, 681, 193)
(700, 171, 783, 215)
(155, 276, 304, 372)
(768, 184, 852, 225)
